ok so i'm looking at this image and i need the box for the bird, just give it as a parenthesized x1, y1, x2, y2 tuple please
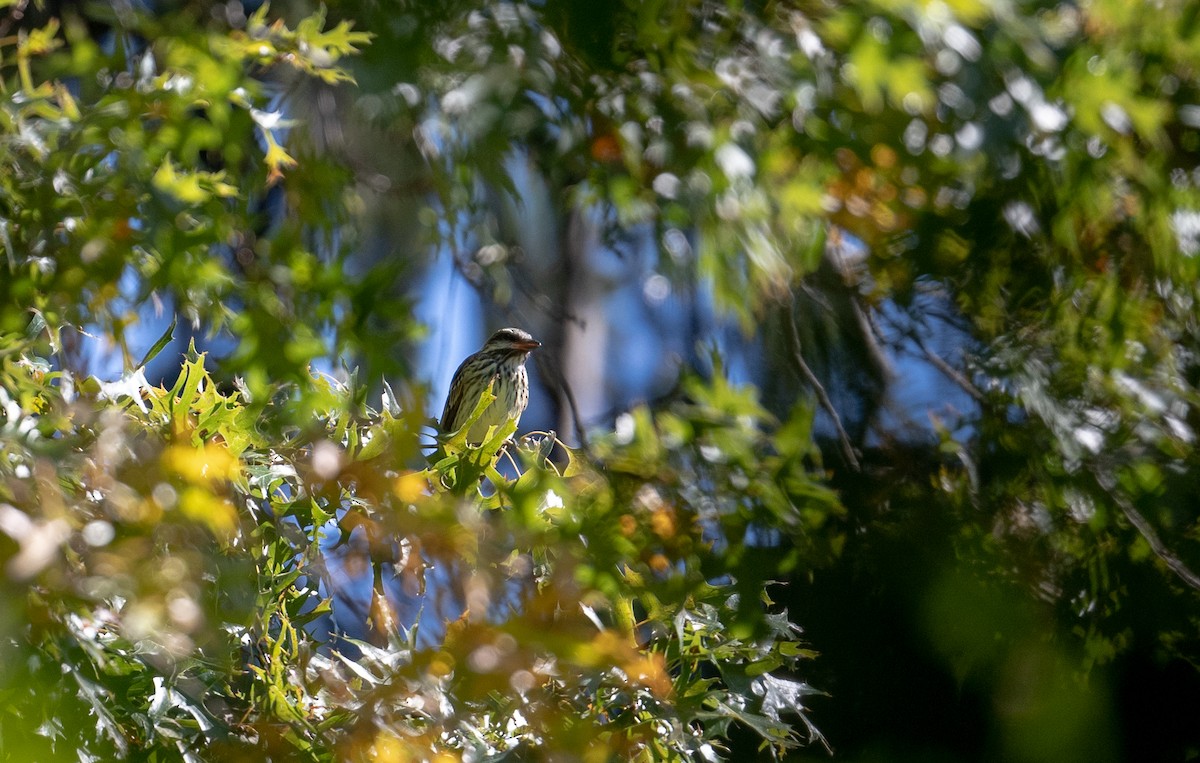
(438, 327, 541, 443)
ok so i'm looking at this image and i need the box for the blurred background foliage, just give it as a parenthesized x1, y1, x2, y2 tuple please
(1, 0, 1199, 760)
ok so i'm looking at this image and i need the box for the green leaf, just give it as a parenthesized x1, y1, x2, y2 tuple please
(135, 314, 177, 371)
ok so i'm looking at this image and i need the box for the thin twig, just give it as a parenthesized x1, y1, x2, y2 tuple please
(510, 266, 586, 328)
(785, 300, 861, 471)
(0, 0, 28, 40)
(848, 292, 895, 386)
(910, 330, 984, 403)
(869, 301, 982, 403)
(534, 352, 591, 453)
(499, 442, 521, 474)
(1113, 493, 1200, 592)
(558, 367, 591, 452)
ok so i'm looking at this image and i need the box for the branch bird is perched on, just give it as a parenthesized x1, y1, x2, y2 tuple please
(439, 328, 541, 443)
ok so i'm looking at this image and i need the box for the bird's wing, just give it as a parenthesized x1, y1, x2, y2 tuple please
(440, 363, 495, 433)
(439, 360, 469, 432)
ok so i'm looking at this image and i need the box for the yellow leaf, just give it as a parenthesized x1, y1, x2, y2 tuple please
(178, 487, 238, 539)
(55, 83, 81, 121)
(163, 442, 240, 484)
(263, 134, 297, 184)
(153, 157, 209, 204)
(621, 652, 673, 697)
(393, 471, 428, 503)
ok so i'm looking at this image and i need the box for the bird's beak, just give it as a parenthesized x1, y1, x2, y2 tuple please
(516, 339, 541, 351)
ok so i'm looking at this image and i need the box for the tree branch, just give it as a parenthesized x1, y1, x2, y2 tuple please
(871, 302, 983, 404)
(910, 330, 984, 403)
(1114, 493, 1200, 592)
(785, 301, 861, 472)
(534, 351, 591, 453)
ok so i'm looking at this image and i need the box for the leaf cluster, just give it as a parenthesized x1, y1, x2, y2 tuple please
(0, 332, 837, 760)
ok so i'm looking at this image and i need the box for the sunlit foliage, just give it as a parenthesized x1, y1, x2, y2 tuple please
(0, 338, 831, 758)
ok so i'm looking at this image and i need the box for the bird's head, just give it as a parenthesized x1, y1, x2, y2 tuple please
(483, 327, 541, 355)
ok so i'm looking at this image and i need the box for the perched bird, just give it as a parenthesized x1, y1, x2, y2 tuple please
(439, 327, 540, 443)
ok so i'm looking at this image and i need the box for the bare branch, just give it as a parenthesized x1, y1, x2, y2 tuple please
(910, 330, 984, 403)
(872, 303, 983, 404)
(535, 352, 591, 453)
(1114, 493, 1200, 592)
(785, 300, 861, 472)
